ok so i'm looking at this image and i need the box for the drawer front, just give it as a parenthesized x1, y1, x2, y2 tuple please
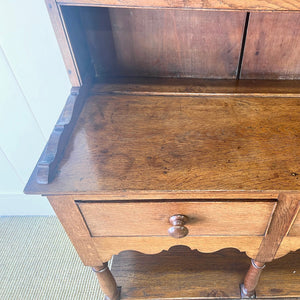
(77, 200, 276, 237)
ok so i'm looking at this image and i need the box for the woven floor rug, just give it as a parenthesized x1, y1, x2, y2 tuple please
(0, 216, 107, 300)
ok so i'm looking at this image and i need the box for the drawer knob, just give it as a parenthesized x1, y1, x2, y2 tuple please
(168, 214, 189, 238)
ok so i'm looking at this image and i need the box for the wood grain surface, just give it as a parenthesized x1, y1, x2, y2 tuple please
(273, 237, 300, 259)
(241, 12, 300, 79)
(77, 201, 275, 237)
(60, 6, 92, 80)
(25, 92, 300, 194)
(57, 0, 300, 11)
(113, 247, 250, 299)
(72, 192, 280, 200)
(35, 84, 88, 184)
(255, 194, 300, 262)
(110, 246, 300, 299)
(45, 0, 82, 86)
(47, 195, 103, 266)
(289, 210, 300, 236)
(242, 259, 265, 298)
(93, 78, 300, 97)
(108, 9, 245, 79)
(79, 7, 120, 78)
(92, 263, 120, 300)
(36, 4, 300, 299)
(92, 235, 300, 262)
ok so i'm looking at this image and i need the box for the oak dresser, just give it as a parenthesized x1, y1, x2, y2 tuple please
(25, 0, 300, 298)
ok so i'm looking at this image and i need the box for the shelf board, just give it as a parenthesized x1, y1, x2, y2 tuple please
(57, 0, 300, 12)
(25, 83, 300, 195)
(93, 78, 300, 97)
(110, 246, 300, 299)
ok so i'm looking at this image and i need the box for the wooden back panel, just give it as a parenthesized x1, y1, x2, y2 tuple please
(47, 2, 300, 84)
(79, 7, 120, 78)
(108, 9, 246, 78)
(241, 12, 300, 79)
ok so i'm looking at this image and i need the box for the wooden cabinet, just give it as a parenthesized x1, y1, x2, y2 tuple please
(25, 1, 300, 299)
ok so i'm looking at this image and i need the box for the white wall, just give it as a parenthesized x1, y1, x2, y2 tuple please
(0, 1, 71, 215)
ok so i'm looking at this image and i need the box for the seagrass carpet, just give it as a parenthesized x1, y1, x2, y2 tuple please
(0, 216, 106, 300)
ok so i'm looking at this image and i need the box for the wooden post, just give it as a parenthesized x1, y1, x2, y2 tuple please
(92, 263, 120, 300)
(241, 259, 265, 298)
(241, 194, 299, 298)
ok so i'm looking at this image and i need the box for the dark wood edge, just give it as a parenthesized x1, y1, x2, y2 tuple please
(92, 78, 300, 97)
(36, 84, 89, 184)
(56, 0, 300, 11)
(46, 0, 82, 86)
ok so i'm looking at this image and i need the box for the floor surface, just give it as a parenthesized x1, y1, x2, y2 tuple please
(0, 216, 105, 300)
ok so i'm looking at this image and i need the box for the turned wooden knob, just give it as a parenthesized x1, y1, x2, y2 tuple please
(168, 214, 189, 238)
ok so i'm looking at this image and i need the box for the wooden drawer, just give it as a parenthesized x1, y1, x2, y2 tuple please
(76, 200, 276, 238)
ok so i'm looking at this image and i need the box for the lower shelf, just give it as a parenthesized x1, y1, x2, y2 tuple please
(110, 246, 300, 299)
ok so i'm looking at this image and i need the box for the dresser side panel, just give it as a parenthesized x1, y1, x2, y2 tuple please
(45, 0, 82, 86)
(47, 195, 103, 266)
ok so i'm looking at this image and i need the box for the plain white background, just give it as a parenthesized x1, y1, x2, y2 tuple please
(0, 0, 71, 215)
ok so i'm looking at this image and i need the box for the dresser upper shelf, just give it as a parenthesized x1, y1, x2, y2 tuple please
(56, 0, 300, 11)
(24, 79, 300, 196)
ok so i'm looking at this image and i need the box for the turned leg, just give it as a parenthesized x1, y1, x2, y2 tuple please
(241, 259, 266, 298)
(241, 194, 299, 298)
(92, 262, 120, 300)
